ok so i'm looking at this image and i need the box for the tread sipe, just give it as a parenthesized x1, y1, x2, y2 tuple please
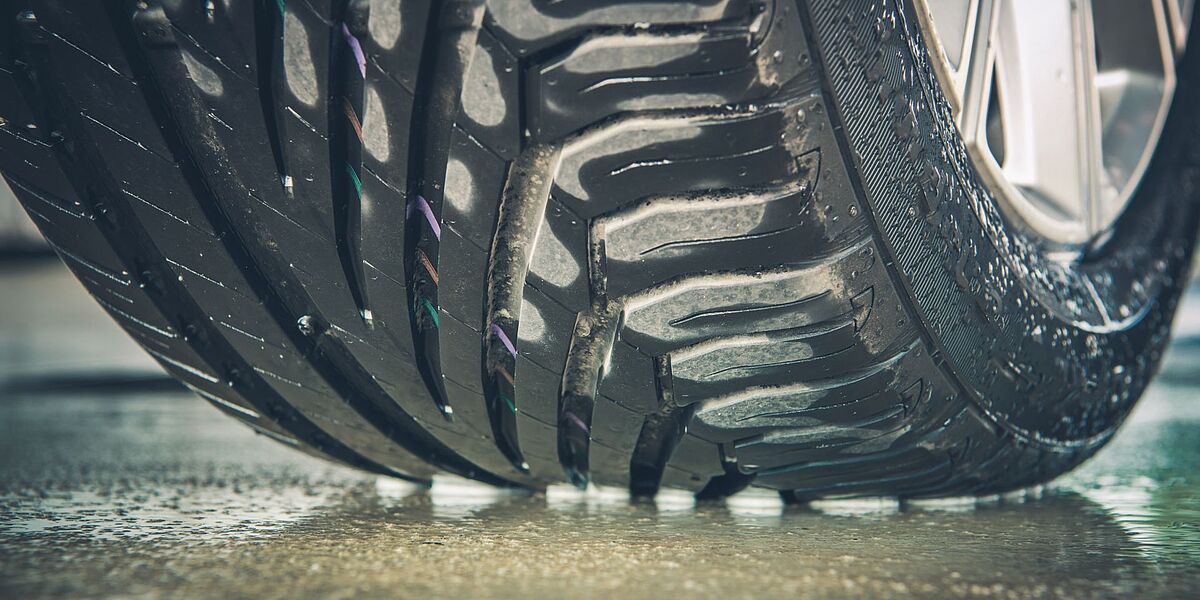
(2, 0, 1196, 500)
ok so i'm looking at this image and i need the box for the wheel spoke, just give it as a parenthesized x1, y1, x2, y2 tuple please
(916, 0, 990, 115)
(957, 0, 997, 145)
(1091, 0, 1175, 232)
(984, 0, 1097, 235)
(1165, 0, 1196, 55)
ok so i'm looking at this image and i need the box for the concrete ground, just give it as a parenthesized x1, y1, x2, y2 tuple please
(1, 259, 1198, 599)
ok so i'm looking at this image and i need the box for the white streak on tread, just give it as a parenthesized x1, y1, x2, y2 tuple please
(45, 238, 131, 286)
(283, 11, 318, 107)
(146, 347, 220, 384)
(218, 320, 268, 344)
(80, 112, 169, 162)
(95, 296, 178, 339)
(254, 426, 303, 446)
(44, 30, 127, 79)
(750, 420, 895, 446)
(120, 189, 196, 229)
(461, 43, 506, 127)
(165, 257, 244, 297)
(253, 365, 305, 388)
(615, 93, 726, 112)
(186, 383, 262, 419)
(837, 426, 913, 454)
(6, 177, 87, 219)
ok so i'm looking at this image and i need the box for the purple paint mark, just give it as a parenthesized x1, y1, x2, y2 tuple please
(491, 323, 517, 357)
(564, 412, 590, 435)
(413, 195, 441, 240)
(341, 23, 366, 78)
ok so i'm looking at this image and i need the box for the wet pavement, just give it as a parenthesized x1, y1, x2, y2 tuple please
(1, 259, 1198, 599)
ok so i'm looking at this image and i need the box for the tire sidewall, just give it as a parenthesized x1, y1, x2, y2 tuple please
(804, 0, 1200, 445)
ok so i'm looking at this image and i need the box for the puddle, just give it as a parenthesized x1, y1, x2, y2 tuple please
(0, 383, 1196, 599)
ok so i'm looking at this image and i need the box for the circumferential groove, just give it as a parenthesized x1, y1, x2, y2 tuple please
(330, 0, 374, 327)
(483, 142, 563, 474)
(252, 0, 291, 195)
(404, 0, 485, 421)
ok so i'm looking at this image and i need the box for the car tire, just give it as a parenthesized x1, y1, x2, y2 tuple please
(1, 0, 1196, 499)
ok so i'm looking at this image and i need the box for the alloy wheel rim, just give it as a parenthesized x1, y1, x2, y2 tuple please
(913, 0, 1193, 248)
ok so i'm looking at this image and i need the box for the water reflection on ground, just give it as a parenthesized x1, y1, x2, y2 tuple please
(0, 379, 1196, 599)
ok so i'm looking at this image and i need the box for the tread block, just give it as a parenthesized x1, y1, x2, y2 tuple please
(554, 108, 801, 219)
(526, 0, 808, 141)
(517, 283, 576, 373)
(529, 29, 759, 141)
(441, 127, 507, 251)
(486, 0, 753, 55)
(513, 355, 561, 426)
(620, 239, 876, 355)
(526, 197, 590, 310)
(456, 29, 520, 160)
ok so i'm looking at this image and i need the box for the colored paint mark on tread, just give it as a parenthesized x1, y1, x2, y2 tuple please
(408, 195, 442, 240)
(491, 323, 517, 357)
(345, 162, 362, 197)
(564, 411, 590, 435)
(340, 23, 366, 78)
(499, 393, 518, 414)
(419, 297, 440, 328)
(416, 249, 439, 284)
(343, 98, 364, 142)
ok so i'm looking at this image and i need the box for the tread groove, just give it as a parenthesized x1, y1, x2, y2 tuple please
(403, 0, 484, 421)
(252, 0, 291, 193)
(329, 0, 374, 326)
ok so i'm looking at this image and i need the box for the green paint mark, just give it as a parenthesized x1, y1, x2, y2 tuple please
(276, 0, 286, 14)
(420, 297, 440, 328)
(345, 163, 362, 198)
(499, 393, 517, 414)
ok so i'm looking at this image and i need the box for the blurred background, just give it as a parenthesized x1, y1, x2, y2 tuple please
(0, 177, 43, 254)
(1, 178, 1198, 598)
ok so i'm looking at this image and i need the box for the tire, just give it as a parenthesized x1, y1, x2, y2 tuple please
(1, 0, 1196, 499)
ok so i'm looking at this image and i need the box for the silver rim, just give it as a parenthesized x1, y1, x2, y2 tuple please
(914, 0, 1193, 247)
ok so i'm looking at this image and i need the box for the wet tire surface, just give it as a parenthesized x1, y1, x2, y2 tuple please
(0, 0, 1196, 498)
